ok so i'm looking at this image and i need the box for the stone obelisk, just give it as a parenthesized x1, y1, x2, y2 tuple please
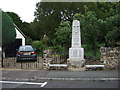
(67, 20, 85, 68)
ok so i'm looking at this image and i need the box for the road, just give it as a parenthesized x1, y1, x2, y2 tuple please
(1, 69, 119, 89)
(1, 79, 119, 88)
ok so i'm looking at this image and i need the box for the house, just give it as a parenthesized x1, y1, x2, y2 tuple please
(14, 24, 26, 46)
(5, 24, 26, 57)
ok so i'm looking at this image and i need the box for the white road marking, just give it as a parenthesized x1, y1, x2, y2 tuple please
(0, 81, 47, 87)
(41, 82, 47, 87)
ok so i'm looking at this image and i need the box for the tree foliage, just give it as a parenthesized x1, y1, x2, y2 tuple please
(34, 2, 88, 39)
(55, 21, 71, 48)
(6, 12, 23, 28)
(2, 11, 16, 46)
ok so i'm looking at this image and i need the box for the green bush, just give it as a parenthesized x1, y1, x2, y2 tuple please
(50, 45, 65, 55)
(1, 11, 16, 46)
(82, 44, 100, 59)
(97, 43, 105, 47)
(32, 40, 45, 55)
(105, 29, 120, 47)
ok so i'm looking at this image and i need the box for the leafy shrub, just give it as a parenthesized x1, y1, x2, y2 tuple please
(50, 45, 65, 55)
(32, 41, 45, 55)
(2, 11, 16, 46)
(105, 29, 120, 47)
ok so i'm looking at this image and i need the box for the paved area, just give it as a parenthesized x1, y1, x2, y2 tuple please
(1, 80, 118, 88)
(1, 69, 119, 80)
(0, 69, 119, 89)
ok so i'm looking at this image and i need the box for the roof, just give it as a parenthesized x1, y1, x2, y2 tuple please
(14, 23, 26, 38)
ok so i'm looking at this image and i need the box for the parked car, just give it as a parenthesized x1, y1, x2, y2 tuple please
(16, 45, 37, 62)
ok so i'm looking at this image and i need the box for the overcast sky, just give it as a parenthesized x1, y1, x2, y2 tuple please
(0, 0, 40, 22)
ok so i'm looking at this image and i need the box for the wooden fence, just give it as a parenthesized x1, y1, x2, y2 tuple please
(50, 55, 68, 64)
(3, 54, 68, 70)
(3, 56, 44, 70)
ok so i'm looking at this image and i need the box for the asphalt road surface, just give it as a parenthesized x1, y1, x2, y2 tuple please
(1, 80, 119, 88)
(1, 69, 119, 89)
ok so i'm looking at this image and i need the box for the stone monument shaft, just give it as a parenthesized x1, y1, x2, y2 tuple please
(72, 20, 81, 47)
(68, 20, 85, 68)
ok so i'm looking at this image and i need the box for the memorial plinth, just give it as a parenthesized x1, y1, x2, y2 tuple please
(67, 20, 85, 68)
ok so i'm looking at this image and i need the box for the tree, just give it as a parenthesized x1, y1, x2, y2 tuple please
(0, 11, 16, 67)
(105, 28, 120, 47)
(25, 36, 33, 45)
(55, 21, 71, 52)
(105, 14, 120, 46)
(29, 21, 42, 40)
(0, 10, 1, 68)
(2, 11, 16, 46)
(96, 2, 120, 19)
(34, 2, 88, 39)
(6, 12, 23, 29)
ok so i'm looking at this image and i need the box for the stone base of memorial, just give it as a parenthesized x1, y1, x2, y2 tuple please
(67, 59, 85, 71)
(67, 47, 85, 70)
(67, 59, 85, 67)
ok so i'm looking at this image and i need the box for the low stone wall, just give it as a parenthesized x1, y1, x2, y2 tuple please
(43, 54, 67, 70)
(100, 47, 120, 70)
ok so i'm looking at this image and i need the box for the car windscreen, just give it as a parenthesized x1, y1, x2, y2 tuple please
(19, 46, 34, 51)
